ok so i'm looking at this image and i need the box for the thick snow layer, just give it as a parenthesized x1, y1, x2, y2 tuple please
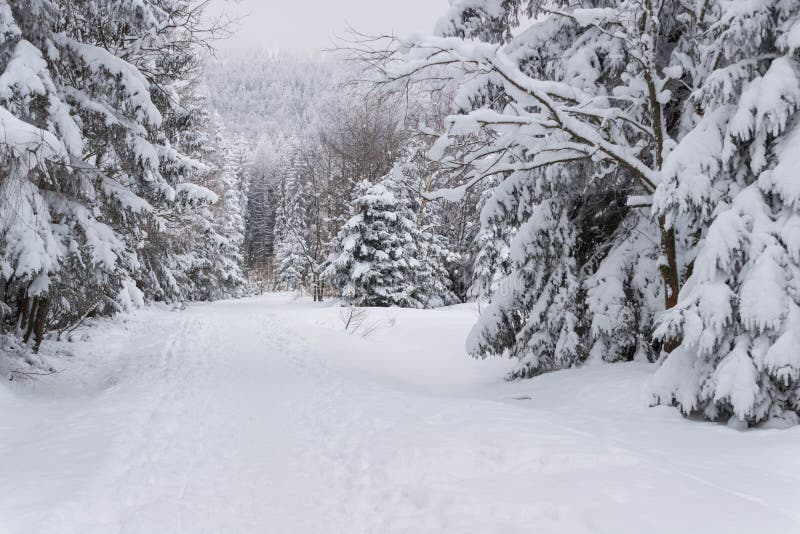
(1, 294, 798, 533)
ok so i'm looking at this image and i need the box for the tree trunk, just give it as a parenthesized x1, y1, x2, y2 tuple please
(17, 289, 29, 335)
(312, 272, 323, 302)
(22, 298, 38, 344)
(32, 297, 50, 353)
(658, 215, 681, 353)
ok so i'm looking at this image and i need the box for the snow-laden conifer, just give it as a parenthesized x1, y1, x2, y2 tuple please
(650, 0, 800, 424)
(325, 169, 421, 308)
(0, 1, 226, 349)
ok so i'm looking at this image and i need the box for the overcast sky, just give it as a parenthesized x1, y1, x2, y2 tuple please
(209, 0, 449, 52)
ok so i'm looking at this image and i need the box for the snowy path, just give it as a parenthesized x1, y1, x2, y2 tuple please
(1, 294, 799, 533)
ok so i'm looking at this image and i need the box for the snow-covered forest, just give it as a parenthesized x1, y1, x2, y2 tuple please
(2, 0, 800, 532)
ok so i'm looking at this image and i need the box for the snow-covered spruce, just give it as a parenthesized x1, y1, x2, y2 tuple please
(377, 0, 679, 378)
(244, 139, 279, 279)
(374, 0, 800, 423)
(325, 145, 460, 309)
(179, 110, 248, 301)
(468, 175, 512, 302)
(264, 89, 408, 298)
(395, 140, 461, 308)
(272, 139, 314, 292)
(0, 1, 243, 354)
(468, 194, 584, 378)
(324, 172, 422, 308)
(650, 1, 800, 425)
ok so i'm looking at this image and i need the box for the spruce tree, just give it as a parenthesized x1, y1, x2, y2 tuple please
(0, 0, 224, 346)
(650, 0, 800, 424)
(272, 140, 311, 290)
(391, 141, 460, 308)
(380, 0, 800, 423)
(325, 171, 421, 308)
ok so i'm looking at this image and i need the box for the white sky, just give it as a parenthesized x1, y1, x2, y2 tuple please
(209, 0, 449, 52)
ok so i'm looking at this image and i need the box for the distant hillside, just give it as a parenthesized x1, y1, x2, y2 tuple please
(204, 48, 343, 142)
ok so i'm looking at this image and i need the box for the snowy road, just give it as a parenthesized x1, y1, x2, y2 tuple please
(1, 295, 799, 533)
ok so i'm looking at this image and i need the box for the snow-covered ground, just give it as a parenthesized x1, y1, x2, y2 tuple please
(1, 293, 798, 534)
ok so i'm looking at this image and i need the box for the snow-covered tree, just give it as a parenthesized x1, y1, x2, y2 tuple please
(325, 171, 421, 308)
(649, 0, 800, 425)
(468, 176, 512, 301)
(245, 138, 279, 276)
(324, 138, 461, 309)
(413, 206, 460, 308)
(393, 141, 460, 308)
(365, 0, 800, 423)
(264, 90, 408, 298)
(584, 214, 663, 364)
(466, 166, 587, 377)
(272, 141, 314, 291)
(0, 1, 228, 350)
(190, 127, 247, 299)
